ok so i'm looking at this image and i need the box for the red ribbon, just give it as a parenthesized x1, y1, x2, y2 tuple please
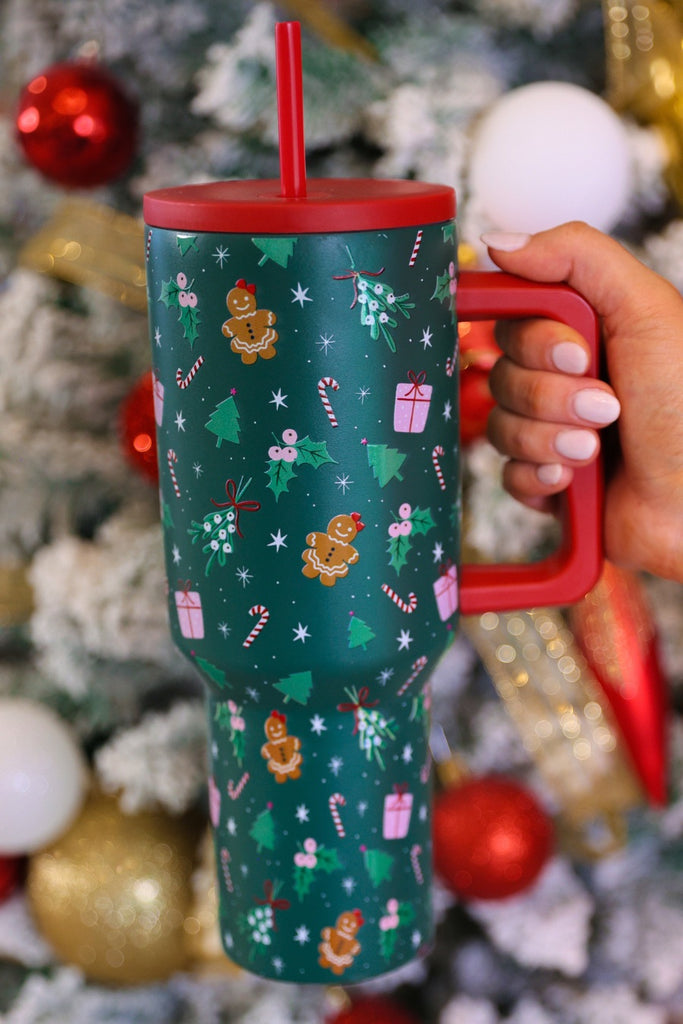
(255, 880, 290, 931)
(405, 369, 427, 397)
(439, 559, 456, 577)
(391, 782, 411, 804)
(337, 686, 378, 734)
(177, 579, 193, 596)
(211, 479, 261, 537)
(332, 266, 386, 309)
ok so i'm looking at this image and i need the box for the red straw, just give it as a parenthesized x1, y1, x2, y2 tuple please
(276, 21, 307, 198)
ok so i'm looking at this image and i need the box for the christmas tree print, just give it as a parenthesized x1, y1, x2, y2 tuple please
(333, 247, 414, 352)
(337, 687, 396, 770)
(361, 846, 395, 888)
(273, 670, 314, 706)
(249, 804, 276, 853)
(176, 233, 199, 255)
(158, 271, 200, 345)
(252, 236, 298, 267)
(266, 428, 336, 501)
(214, 699, 246, 763)
(348, 613, 376, 650)
(387, 502, 436, 574)
(195, 656, 230, 690)
(292, 838, 343, 900)
(205, 394, 241, 446)
(188, 477, 261, 575)
(379, 898, 415, 961)
(365, 443, 407, 487)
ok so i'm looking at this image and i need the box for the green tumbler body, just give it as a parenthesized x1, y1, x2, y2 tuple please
(145, 192, 460, 982)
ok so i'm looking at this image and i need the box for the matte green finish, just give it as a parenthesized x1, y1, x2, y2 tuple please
(146, 220, 460, 982)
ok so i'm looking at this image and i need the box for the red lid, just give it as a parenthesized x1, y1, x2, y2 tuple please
(143, 178, 455, 233)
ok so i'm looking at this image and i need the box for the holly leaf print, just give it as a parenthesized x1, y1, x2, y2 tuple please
(179, 304, 201, 345)
(293, 865, 315, 901)
(159, 277, 180, 308)
(409, 506, 436, 536)
(387, 533, 412, 575)
(316, 847, 343, 873)
(431, 270, 452, 305)
(266, 458, 297, 501)
(295, 436, 336, 469)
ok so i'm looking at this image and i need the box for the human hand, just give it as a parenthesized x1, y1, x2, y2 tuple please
(481, 221, 683, 582)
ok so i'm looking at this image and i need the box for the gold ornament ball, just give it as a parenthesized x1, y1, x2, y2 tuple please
(27, 790, 201, 984)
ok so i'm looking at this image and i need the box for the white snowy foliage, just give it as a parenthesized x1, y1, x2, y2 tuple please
(468, 858, 593, 976)
(558, 983, 667, 1024)
(440, 994, 499, 1024)
(0, 893, 55, 969)
(474, 0, 577, 38)
(29, 504, 181, 694)
(95, 700, 207, 813)
(644, 218, 683, 294)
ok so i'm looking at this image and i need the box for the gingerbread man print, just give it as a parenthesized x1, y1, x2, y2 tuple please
(318, 909, 364, 976)
(301, 512, 364, 587)
(222, 279, 278, 364)
(261, 710, 302, 783)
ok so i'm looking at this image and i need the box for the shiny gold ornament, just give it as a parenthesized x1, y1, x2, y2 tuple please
(27, 790, 201, 984)
(20, 199, 147, 312)
(603, 0, 683, 207)
(463, 609, 644, 859)
(0, 562, 34, 627)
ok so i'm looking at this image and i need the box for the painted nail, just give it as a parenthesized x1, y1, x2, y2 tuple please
(552, 341, 589, 375)
(572, 388, 621, 425)
(480, 231, 532, 253)
(555, 429, 598, 461)
(537, 463, 564, 485)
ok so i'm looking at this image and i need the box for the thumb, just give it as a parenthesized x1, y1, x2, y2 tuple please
(481, 221, 679, 334)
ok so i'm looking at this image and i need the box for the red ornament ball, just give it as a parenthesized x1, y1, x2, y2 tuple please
(433, 775, 554, 900)
(15, 61, 138, 188)
(326, 995, 420, 1024)
(119, 371, 159, 484)
(0, 856, 21, 903)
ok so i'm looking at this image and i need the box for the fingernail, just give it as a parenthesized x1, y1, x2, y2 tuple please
(572, 388, 621, 425)
(555, 429, 598, 460)
(552, 341, 589, 375)
(480, 231, 532, 253)
(536, 463, 564, 485)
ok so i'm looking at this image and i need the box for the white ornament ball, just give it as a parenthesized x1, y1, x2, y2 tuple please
(469, 81, 633, 233)
(0, 698, 88, 854)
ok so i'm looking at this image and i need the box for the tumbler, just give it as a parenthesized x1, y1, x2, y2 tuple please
(143, 22, 601, 983)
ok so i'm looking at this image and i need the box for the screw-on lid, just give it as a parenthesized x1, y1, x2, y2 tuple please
(143, 178, 455, 234)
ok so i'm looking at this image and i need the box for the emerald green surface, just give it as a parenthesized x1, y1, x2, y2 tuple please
(146, 220, 460, 982)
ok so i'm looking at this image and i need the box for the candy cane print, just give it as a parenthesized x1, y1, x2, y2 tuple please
(220, 847, 234, 893)
(432, 445, 446, 490)
(167, 448, 181, 498)
(397, 655, 428, 697)
(176, 354, 205, 389)
(329, 792, 346, 837)
(408, 228, 423, 267)
(228, 772, 250, 800)
(317, 377, 339, 427)
(381, 583, 418, 614)
(410, 843, 424, 886)
(242, 604, 270, 648)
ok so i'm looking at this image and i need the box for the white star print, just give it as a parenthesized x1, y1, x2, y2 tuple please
(310, 714, 326, 735)
(377, 667, 394, 685)
(218, 622, 231, 638)
(193, 462, 203, 478)
(291, 282, 312, 307)
(341, 877, 357, 895)
(154, 326, 162, 346)
(432, 541, 445, 563)
(213, 245, 230, 267)
(174, 410, 186, 431)
(317, 332, 335, 353)
(172, 545, 181, 564)
(402, 743, 414, 763)
(328, 755, 343, 776)
(443, 399, 453, 421)
(226, 817, 237, 835)
(419, 326, 433, 350)
(397, 628, 413, 650)
(357, 386, 371, 403)
(294, 925, 310, 944)
(270, 388, 288, 409)
(335, 473, 353, 494)
(295, 804, 310, 823)
(236, 566, 252, 587)
(292, 622, 311, 643)
(268, 529, 287, 551)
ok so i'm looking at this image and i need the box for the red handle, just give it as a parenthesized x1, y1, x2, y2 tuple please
(457, 270, 603, 615)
